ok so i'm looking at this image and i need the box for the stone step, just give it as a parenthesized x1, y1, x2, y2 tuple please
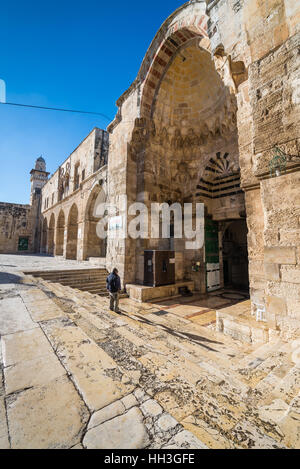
(24, 268, 107, 276)
(48, 286, 256, 372)
(40, 317, 134, 413)
(68, 300, 251, 396)
(272, 366, 300, 403)
(84, 287, 107, 293)
(67, 281, 107, 289)
(229, 340, 297, 403)
(233, 340, 284, 371)
(37, 287, 292, 448)
(120, 306, 253, 367)
(37, 274, 107, 282)
(74, 314, 274, 446)
(32, 276, 110, 297)
(57, 283, 107, 291)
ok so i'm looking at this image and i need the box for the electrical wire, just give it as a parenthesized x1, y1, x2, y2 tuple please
(0, 101, 112, 121)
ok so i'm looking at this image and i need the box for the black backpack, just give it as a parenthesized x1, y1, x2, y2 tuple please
(109, 274, 118, 293)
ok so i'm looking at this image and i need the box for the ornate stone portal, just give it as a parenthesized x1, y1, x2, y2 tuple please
(107, 0, 300, 341)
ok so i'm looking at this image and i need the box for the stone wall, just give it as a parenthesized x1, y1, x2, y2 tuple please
(261, 172, 300, 339)
(106, 0, 300, 338)
(41, 128, 108, 212)
(201, 0, 300, 336)
(0, 203, 35, 254)
(41, 128, 109, 262)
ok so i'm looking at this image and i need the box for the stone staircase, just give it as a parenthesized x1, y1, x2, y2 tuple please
(29, 276, 299, 449)
(24, 268, 110, 296)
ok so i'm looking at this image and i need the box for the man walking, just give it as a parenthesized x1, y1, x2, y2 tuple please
(106, 268, 121, 313)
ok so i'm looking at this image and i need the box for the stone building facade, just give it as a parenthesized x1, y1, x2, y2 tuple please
(0, 157, 49, 254)
(105, 0, 300, 339)
(1, 0, 299, 342)
(40, 127, 109, 261)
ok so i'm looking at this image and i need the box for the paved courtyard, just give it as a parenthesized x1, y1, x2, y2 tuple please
(0, 254, 299, 449)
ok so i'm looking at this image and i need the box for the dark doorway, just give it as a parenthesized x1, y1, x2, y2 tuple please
(18, 237, 29, 251)
(222, 220, 249, 291)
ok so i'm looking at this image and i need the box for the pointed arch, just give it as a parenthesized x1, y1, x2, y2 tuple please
(47, 213, 55, 255)
(84, 184, 107, 259)
(55, 209, 65, 256)
(66, 203, 79, 260)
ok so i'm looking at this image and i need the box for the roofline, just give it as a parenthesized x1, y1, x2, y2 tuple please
(0, 201, 31, 208)
(44, 126, 107, 184)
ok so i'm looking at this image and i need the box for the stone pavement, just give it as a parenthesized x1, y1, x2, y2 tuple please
(0, 254, 299, 449)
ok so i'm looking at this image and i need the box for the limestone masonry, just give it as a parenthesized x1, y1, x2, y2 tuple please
(0, 0, 299, 380)
(0, 0, 300, 449)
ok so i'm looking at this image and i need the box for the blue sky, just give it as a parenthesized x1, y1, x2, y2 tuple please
(0, 0, 184, 204)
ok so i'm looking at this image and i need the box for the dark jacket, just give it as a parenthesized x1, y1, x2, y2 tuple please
(106, 272, 121, 293)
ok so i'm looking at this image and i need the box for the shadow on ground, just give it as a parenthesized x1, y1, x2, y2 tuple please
(0, 272, 22, 284)
(118, 309, 222, 353)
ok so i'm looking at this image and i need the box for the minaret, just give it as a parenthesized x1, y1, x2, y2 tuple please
(30, 156, 49, 205)
(30, 157, 50, 252)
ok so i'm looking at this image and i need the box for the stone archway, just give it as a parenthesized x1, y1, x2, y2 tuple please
(129, 39, 247, 290)
(66, 204, 78, 260)
(84, 185, 107, 260)
(48, 213, 55, 255)
(55, 210, 65, 256)
(107, 1, 248, 287)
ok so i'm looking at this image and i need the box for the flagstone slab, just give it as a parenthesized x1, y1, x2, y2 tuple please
(4, 353, 66, 395)
(0, 297, 38, 335)
(205, 297, 231, 308)
(0, 434, 10, 449)
(279, 400, 300, 449)
(71, 443, 83, 449)
(156, 413, 178, 432)
(83, 407, 150, 449)
(121, 393, 139, 410)
(7, 375, 89, 449)
(20, 289, 65, 321)
(73, 308, 111, 330)
(41, 319, 134, 411)
(21, 294, 48, 304)
(190, 310, 217, 326)
(0, 398, 8, 438)
(258, 399, 290, 425)
(163, 430, 208, 449)
(181, 414, 234, 449)
(167, 305, 208, 317)
(88, 400, 125, 430)
(154, 390, 198, 422)
(232, 420, 286, 449)
(139, 351, 206, 387)
(2, 328, 52, 367)
(28, 305, 65, 322)
(140, 399, 163, 418)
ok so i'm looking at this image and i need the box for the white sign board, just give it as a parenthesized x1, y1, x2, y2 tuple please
(109, 216, 123, 231)
(206, 263, 220, 292)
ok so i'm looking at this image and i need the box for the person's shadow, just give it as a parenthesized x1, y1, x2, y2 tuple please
(0, 272, 21, 285)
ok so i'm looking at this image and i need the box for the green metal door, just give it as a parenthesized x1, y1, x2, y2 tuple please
(205, 218, 220, 292)
(18, 237, 29, 251)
